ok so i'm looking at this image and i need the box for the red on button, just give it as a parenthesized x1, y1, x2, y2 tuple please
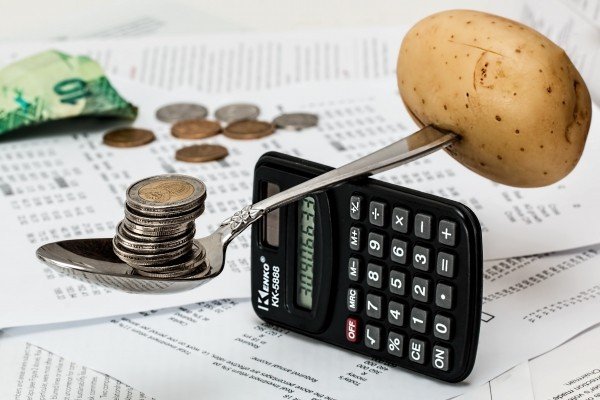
(346, 317, 359, 343)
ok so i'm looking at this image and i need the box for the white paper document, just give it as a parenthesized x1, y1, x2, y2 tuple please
(0, 337, 153, 399)
(0, 26, 404, 93)
(5, 245, 600, 399)
(458, 323, 600, 400)
(2, 79, 600, 328)
(0, 0, 597, 103)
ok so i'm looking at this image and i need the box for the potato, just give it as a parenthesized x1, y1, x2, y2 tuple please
(397, 10, 591, 187)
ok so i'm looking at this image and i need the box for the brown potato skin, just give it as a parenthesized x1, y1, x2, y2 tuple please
(397, 10, 591, 187)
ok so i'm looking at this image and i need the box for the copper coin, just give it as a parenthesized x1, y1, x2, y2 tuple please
(175, 144, 229, 163)
(103, 128, 155, 148)
(171, 119, 222, 139)
(223, 120, 275, 140)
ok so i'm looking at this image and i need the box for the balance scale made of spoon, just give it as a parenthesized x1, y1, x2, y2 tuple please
(36, 125, 457, 294)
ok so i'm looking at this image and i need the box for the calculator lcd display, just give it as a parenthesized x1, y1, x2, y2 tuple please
(297, 196, 316, 310)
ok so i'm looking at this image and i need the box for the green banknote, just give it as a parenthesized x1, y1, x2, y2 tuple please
(0, 50, 137, 135)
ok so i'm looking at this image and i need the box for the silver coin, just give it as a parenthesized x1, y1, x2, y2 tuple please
(115, 225, 195, 254)
(124, 204, 204, 227)
(113, 238, 193, 266)
(135, 266, 198, 278)
(126, 174, 207, 216)
(122, 219, 194, 237)
(117, 221, 189, 243)
(272, 113, 319, 131)
(155, 103, 208, 123)
(215, 103, 260, 123)
(132, 243, 206, 273)
(136, 260, 210, 279)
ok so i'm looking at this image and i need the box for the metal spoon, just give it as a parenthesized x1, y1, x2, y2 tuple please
(36, 126, 457, 294)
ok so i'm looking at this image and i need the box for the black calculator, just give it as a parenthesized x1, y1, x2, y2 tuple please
(250, 152, 483, 382)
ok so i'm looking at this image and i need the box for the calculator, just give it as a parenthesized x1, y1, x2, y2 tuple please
(250, 152, 483, 382)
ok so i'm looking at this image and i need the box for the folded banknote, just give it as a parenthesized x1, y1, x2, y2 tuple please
(0, 50, 137, 136)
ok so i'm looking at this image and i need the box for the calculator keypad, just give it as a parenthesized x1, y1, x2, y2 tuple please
(252, 153, 481, 384)
(343, 191, 480, 382)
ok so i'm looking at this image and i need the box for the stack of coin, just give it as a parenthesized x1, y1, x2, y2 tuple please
(113, 174, 208, 278)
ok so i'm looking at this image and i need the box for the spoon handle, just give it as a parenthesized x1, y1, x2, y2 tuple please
(220, 126, 457, 241)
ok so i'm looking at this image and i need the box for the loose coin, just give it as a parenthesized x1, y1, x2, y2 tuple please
(273, 113, 319, 131)
(171, 119, 222, 139)
(156, 103, 208, 123)
(215, 103, 260, 123)
(223, 120, 275, 140)
(175, 144, 229, 163)
(127, 174, 207, 215)
(103, 128, 155, 148)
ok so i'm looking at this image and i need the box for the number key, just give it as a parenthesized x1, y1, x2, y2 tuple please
(390, 238, 407, 265)
(367, 232, 385, 258)
(366, 294, 383, 319)
(412, 277, 430, 302)
(433, 314, 452, 340)
(366, 263, 383, 288)
(412, 245, 430, 271)
(389, 270, 406, 296)
(410, 307, 428, 333)
(388, 300, 405, 326)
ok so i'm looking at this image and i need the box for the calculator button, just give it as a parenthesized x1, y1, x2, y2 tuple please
(349, 226, 362, 251)
(364, 324, 381, 350)
(366, 293, 383, 319)
(389, 270, 406, 296)
(369, 201, 386, 227)
(347, 287, 361, 312)
(432, 345, 451, 371)
(366, 263, 384, 288)
(433, 314, 452, 340)
(414, 213, 432, 239)
(387, 331, 405, 357)
(436, 252, 455, 278)
(412, 245, 431, 271)
(410, 307, 429, 333)
(409, 338, 427, 364)
(435, 283, 454, 309)
(392, 207, 409, 233)
(390, 238, 407, 265)
(411, 277, 430, 302)
(438, 219, 457, 246)
(367, 232, 385, 258)
(348, 257, 361, 281)
(388, 301, 405, 326)
(350, 195, 363, 220)
(345, 317, 359, 343)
